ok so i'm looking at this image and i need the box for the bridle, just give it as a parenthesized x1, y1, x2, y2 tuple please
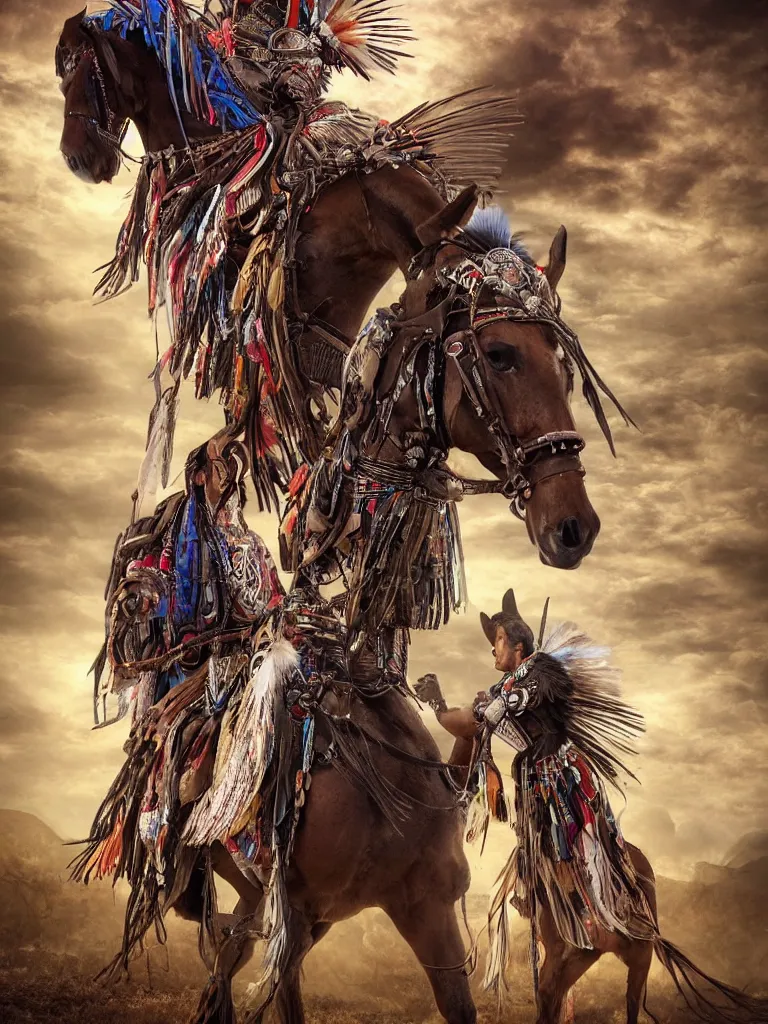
(57, 35, 129, 153)
(360, 240, 589, 519)
(441, 322, 585, 518)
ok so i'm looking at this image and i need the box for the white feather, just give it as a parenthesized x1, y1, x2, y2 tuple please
(182, 640, 299, 846)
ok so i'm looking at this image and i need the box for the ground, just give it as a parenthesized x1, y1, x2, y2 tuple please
(0, 811, 766, 1023)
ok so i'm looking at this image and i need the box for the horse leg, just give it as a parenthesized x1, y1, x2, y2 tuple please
(537, 947, 600, 1024)
(189, 845, 266, 1024)
(623, 940, 653, 1024)
(250, 917, 331, 1024)
(537, 907, 599, 1024)
(386, 898, 476, 1024)
(191, 917, 263, 1024)
(621, 845, 658, 1024)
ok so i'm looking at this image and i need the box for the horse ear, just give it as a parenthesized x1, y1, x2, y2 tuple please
(60, 8, 88, 43)
(543, 225, 567, 292)
(416, 184, 479, 247)
(501, 588, 520, 619)
(480, 612, 495, 646)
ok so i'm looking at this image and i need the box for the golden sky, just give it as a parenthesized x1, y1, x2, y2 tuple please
(1, 0, 766, 892)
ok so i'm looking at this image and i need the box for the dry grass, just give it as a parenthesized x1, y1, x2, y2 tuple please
(0, 944, 731, 1024)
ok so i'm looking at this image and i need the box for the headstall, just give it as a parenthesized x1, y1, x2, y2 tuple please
(57, 36, 129, 151)
(376, 242, 589, 518)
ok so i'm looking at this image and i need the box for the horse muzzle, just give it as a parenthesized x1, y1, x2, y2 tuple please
(535, 510, 600, 569)
(60, 110, 120, 184)
(61, 140, 117, 184)
(523, 467, 601, 570)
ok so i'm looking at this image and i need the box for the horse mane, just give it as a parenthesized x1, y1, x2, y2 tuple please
(462, 206, 535, 264)
(85, 0, 263, 131)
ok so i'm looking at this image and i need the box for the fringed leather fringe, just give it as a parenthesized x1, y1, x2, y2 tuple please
(282, 463, 467, 640)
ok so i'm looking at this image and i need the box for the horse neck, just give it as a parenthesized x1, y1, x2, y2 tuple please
(120, 43, 219, 153)
(131, 95, 218, 154)
(358, 165, 447, 272)
(295, 164, 448, 346)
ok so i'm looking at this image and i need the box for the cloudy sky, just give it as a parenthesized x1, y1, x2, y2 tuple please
(1, 0, 766, 891)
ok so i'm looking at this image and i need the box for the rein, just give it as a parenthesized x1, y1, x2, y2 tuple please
(330, 716, 458, 775)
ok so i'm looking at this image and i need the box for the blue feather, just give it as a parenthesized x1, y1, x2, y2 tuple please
(549, 644, 611, 663)
(86, 0, 264, 132)
(464, 206, 535, 264)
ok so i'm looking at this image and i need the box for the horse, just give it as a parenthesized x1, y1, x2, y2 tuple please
(193, 197, 620, 1020)
(71, 188, 619, 1024)
(56, 9, 628, 1022)
(282, 195, 624, 669)
(53, 6, 608, 567)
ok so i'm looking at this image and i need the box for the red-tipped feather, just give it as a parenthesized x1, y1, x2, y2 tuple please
(320, 0, 413, 78)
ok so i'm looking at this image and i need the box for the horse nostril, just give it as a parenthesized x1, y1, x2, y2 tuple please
(559, 517, 582, 550)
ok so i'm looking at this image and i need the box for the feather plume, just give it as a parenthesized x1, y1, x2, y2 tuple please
(318, 0, 413, 79)
(136, 372, 180, 514)
(384, 88, 522, 194)
(541, 621, 645, 783)
(182, 639, 299, 845)
(464, 206, 534, 264)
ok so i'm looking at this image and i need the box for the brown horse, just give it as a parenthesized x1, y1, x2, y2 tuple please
(55, 8, 604, 567)
(55, 12, 620, 1023)
(535, 841, 658, 1024)
(282, 200, 614, 687)
(496, 834, 765, 1024)
(71, 188, 611, 1024)
(184, 195, 612, 1023)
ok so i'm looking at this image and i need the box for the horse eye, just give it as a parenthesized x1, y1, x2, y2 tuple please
(485, 343, 521, 373)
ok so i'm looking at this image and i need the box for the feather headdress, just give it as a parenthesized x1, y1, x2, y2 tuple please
(232, 0, 412, 79)
(315, 0, 413, 78)
(540, 620, 645, 782)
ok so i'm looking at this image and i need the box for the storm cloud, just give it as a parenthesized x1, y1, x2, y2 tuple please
(0, 0, 766, 885)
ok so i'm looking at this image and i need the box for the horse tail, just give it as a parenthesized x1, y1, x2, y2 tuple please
(653, 935, 768, 1023)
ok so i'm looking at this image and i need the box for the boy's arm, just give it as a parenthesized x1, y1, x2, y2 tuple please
(414, 673, 483, 740)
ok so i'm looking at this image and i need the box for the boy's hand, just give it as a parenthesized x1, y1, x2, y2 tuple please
(415, 674, 449, 714)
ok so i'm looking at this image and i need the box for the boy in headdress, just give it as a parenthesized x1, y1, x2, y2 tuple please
(415, 589, 655, 992)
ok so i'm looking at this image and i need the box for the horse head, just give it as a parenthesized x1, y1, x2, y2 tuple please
(370, 188, 633, 571)
(55, 6, 217, 183)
